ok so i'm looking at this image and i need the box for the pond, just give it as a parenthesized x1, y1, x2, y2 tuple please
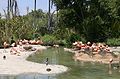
(0, 47, 120, 79)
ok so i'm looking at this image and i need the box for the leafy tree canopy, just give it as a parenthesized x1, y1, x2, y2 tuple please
(52, 0, 120, 42)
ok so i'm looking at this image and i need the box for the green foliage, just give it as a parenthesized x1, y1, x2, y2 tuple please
(0, 9, 48, 46)
(67, 34, 80, 43)
(41, 34, 57, 45)
(52, 0, 120, 42)
(106, 37, 120, 46)
(66, 33, 86, 47)
(54, 28, 72, 40)
(59, 39, 67, 46)
(0, 0, 120, 46)
(28, 9, 48, 32)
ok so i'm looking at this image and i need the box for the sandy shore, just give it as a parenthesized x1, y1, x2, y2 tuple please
(0, 45, 67, 75)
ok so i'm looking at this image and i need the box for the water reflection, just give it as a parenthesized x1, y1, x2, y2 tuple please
(0, 74, 57, 79)
(81, 61, 85, 66)
(0, 76, 15, 79)
(51, 48, 59, 65)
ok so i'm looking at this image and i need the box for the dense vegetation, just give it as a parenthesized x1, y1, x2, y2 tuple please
(0, 9, 49, 46)
(0, 0, 120, 46)
(52, 0, 120, 42)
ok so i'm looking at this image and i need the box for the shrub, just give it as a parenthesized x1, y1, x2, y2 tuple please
(106, 38, 120, 46)
(41, 35, 57, 46)
(66, 33, 86, 47)
(57, 39, 68, 46)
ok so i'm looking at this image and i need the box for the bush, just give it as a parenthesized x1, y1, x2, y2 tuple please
(57, 39, 68, 46)
(106, 38, 120, 46)
(41, 35, 57, 46)
(66, 33, 86, 47)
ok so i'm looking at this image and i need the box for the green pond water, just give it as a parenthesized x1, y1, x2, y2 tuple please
(0, 47, 120, 79)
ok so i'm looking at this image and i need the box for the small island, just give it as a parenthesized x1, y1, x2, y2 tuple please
(64, 41, 120, 64)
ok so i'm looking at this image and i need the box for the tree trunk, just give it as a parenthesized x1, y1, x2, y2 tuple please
(34, 0, 36, 11)
(7, 0, 10, 19)
(47, 0, 51, 31)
